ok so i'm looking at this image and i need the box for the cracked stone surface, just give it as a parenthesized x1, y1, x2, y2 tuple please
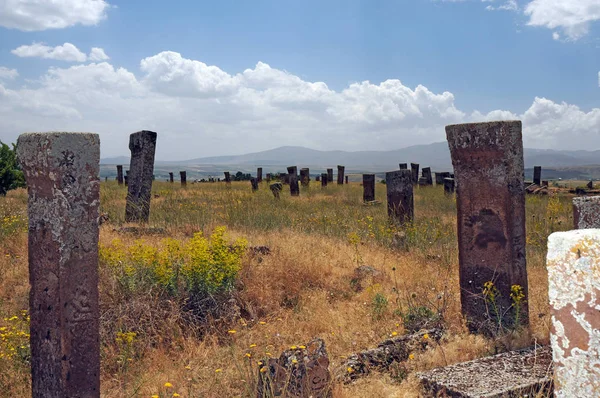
(386, 169, 413, 225)
(125, 130, 157, 222)
(573, 196, 600, 229)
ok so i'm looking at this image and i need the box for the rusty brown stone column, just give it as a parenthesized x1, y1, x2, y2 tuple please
(287, 166, 299, 196)
(363, 174, 375, 202)
(327, 168, 333, 183)
(337, 165, 345, 185)
(399, 163, 407, 170)
(446, 120, 528, 334)
(533, 166, 542, 185)
(573, 196, 600, 228)
(386, 170, 413, 225)
(169, 172, 174, 183)
(422, 167, 433, 185)
(321, 173, 328, 188)
(17, 132, 101, 398)
(180, 171, 187, 186)
(125, 131, 157, 223)
(224, 171, 231, 183)
(117, 164, 123, 185)
(410, 163, 419, 184)
(300, 168, 310, 187)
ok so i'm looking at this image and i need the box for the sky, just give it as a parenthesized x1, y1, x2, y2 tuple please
(0, 0, 598, 160)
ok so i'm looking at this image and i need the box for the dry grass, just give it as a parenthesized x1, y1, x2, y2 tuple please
(0, 180, 573, 397)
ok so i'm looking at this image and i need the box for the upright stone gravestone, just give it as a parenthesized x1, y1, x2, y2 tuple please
(410, 163, 419, 184)
(17, 132, 101, 398)
(337, 165, 345, 185)
(327, 168, 333, 183)
(287, 166, 299, 196)
(573, 196, 600, 229)
(257, 167, 263, 183)
(169, 172, 174, 183)
(363, 174, 375, 202)
(300, 168, 310, 186)
(180, 171, 187, 186)
(345, 176, 348, 184)
(125, 131, 157, 223)
(250, 178, 258, 191)
(124, 170, 129, 186)
(321, 173, 328, 188)
(224, 171, 231, 183)
(446, 120, 528, 334)
(117, 164, 124, 185)
(399, 163, 408, 170)
(266, 173, 271, 183)
(386, 170, 413, 225)
(422, 167, 433, 185)
(315, 175, 320, 182)
(547, 229, 600, 397)
(533, 166, 542, 185)
(443, 177, 455, 195)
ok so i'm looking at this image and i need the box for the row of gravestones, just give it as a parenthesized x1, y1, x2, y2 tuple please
(13, 122, 600, 396)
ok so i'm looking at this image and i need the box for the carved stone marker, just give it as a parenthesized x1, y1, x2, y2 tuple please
(337, 165, 345, 185)
(17, 132, 101, 397)
(399, 163, 407, 170)
(363, 174, 375, 202)
(587, 180, 593, 189)
(573, 196, 600, 229)
(169, 172, 174, 183)
(422, 167, 433, 185)
(345, 176, 348, 184)
(443, 177, 455, 195)
(327, 168, 333, 183)
(224, 171, 231, 183)
(321, 173, 328, 188)
(251, 177, 258, 191)
(315, 175, 320, 182)
(533, 166, 542, 185)
(124, 170, 129, 186)
(547, 229, 600, 397)
(117, 164, 124, 185)
(266, 173, 271, 183)
(180, 171, 186, 186)
(386, 170, 413, 224)
(270, 182, 282, 199)
(410, 163, 419, 184)
(257, 167, 263, 183)
(542, 180, 548, 187)
(287, 166, 299, 196)
(125, 131, 157, 223)
(300, 168, 310, 186)
(446, 121, 528, 334)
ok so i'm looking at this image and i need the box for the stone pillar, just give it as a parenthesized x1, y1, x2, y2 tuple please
(169, 172, 174, 183)
(300, 168, 310, 187)
(533, 166, 542, 185)
(117, 164, 124, 185)
(315, 175, 320, 182)
(573, 196, 600, 229)
(124, 170, 129, 186)
(257, 167, 263, 183)
(251, 178, 258, 191)
(363, 174, 375, 202)
(321, 173, 328, 188)
(125, 131, 157, 223)
(266, 173, 271, 183)
(327, 168, 333, 183)
(180, 171, 187, 186)
(399, 163, 407, 170)
(446, 120, 528, 334)
(443, 177, 455, 195)
(547, 229, 600, 397)
(17, 132, 101, 398)
(386, 170, 413, 225)
(280, 173, 289, 184)
(410, 163, 419, 184)
(422, 167, 433, 185)
(287, 166, 299, 196)
(345, 176, 349, 184)
(337, 165, 345, 185)
(224, 171, 231, 183)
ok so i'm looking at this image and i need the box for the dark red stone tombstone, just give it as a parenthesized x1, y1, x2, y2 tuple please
(300, 168, 310, 187)
(224, 171, 231, 183)
(287, 166, 299, 196)
(337, 165, 345, 185)
(422, 167, 433, 185)
(386, 170, 413, 225)
(117, 164, 124, 185)
(125, 131, 157, 223)
(321, 173, 328, 188)
(169, 172, 174, 183)
(327, 168, 333, 183)
(257, 167, 263, 183)
(363, 174, 375, 202)
(446, 120, 528, 334)
(410, 163, 419, 184)
(17, 132, 101, 398)
(180, 171, 187, 186)
(399, 163, 408, 170)
(533, 166, 542, 185)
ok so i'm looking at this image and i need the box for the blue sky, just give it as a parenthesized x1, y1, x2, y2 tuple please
(0, 0, 598, 159)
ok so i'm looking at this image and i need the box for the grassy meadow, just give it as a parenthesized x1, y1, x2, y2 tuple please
(0, 179, 574, 397)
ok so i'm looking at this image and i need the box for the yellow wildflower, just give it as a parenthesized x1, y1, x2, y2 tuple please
(228, 330, 236, 334)
(391, 331, 398, 337)
(249, 344, 257, 348)
(347, 367, 354, 373)
(423, 333, 429, 340)
(173, 394, 180, 397)
(215, 368, 223, 373)
(408, 354, 415, 360)
(164, 382, 173, 388)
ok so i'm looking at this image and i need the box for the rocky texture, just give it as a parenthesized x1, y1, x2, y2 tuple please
(386, 170, 413, 225)
(17, 132, 101, 398)
(257, 338, 331, 398)
(125, 131, 157, 223)
(573, 196, 600, 229)
(363, 174, 375, 202)
(446, 121, 528, 334)
(418, 346, 552, 398)
(116, 164, 123, 185)
(288, 166, 299, 196)
(337, 165, 345, 185)
(547, 229, 600, 397)
(411, 163, 419, 184)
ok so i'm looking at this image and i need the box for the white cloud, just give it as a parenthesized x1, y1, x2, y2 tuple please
(0, 52, 598, 158)
(0, 0, 110, 31)
(89, 47, 109, 61)
(12, 42, 87, 62)
(552, 31, 560, 40)
(524, 0, 600, 40)
(486, 0, 518, 11)
(0, 67, 18, 80)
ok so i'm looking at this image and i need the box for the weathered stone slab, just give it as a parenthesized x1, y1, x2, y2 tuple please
(446, 121, 528, 334)
(385, 170, 413, 225)
(337, 165, 345, 185)
(411, 163, 419, 184)
(169, 172, 174, 183)
(399, 163, 408, 170)
(327, 168, 333, 183)
(17, 132, 101, 397)
(257, 167, 263, 183)
(444, 177, 455, 195)
(117, 164, 123, 185)
(224, 171, 231, 183)
(287, 166, 299, 196)
(418, 346, 552, 398)
(547, 229, 600, 397)
(321, 173, 328, 188)
(345, 176, 348, 184)
(180, 171, 186, 186)
(124, 170, 129, 186)
(125, 130, 157, 223)
(533, 166, 542, 186)
(573, 196, 600, 229)
(300, 168, 310, 186)
(266, 173, 271, 183)
(315, 175, 320, 182)
(270, 182, 282, 199)
(251, 177, 258, 191)
(363, 174, 375, 202)
(422, 167, 433, 185)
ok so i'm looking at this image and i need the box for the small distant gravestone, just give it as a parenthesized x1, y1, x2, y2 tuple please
(280, 173, 289, 184)
(104, 176, 108, 182)
(542, 180, 548, 187)
(573, 196, 600, 228)
(443, 177, 455, 195)
(117, 164, 124, 185)
(533, 166, 542, 185)
(410, 163, 419, 184)
(315, 175, 320, 182)
(266, 173, 271, 183)
(399, 163, 407, 170)
(270, 182, 282, 199)
(386, 170, 413, 225)
(257, 167, 263, 183)
(587, 180, 593, 189)
(300, 168, 310, 187)
(169, 172, 174, 183)
(17, 132, 101, 397)
(321, 173, 328, 188)
(337, 165, 345, 185)
(363, 174, 375, 202)
(124, 170, 129, 186)
(224, 171, 231, 183)
(180, 171, 187, 186)
(422, 167, 433, 185)
(327, 168, 333, 183)
(345, 175, 348, 184)
(125, 130, 157, 223)
(251, 178, 258, 191)
(288, 166, 299, 196)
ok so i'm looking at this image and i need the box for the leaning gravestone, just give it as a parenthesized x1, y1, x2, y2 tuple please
(422, 167, 433, 185)
(410, 163, 419, 184)
(287, 166, 299, 196)
(446, 121, 528, 334)
(386, 170, 413, 225)
(573, 196, 600, 229)
(117, 164, 124, 185)
(125, 131, 157, 223)
(547, 229, 600, 397)
(270, 182, 282, 199)
(180, 171, 186, 186)
(363, 174, 375, 202)
(17, 132, 101, 397)
(337, 165, 345, 185)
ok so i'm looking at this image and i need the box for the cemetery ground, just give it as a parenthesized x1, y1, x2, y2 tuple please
(0, 180, 571, 397)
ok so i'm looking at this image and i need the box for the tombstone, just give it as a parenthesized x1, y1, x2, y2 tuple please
(446, 120, 528, 334)
(321, 173, 328, 188)
(418, 177, 428, 186)
(300, 168, 310, 187)
(124, 170, 129, 186)
(104, 176, 108, 182)
(257, 167, 263, 183)
(573, 196, 600, 229)
(180, 171, 187, 186)
(533, 166, 542, 185)
(422, 167, 433, 185)
(587, 180, 593, 189)
(224, 171, 231, 183)
(287, 166, 299, 196)
(337, 165, 345, 185)
(169, 172, 174, 183)
(17, 132, 101, 397)
(547, 229, 600, 397)
(345, 176, 349, 184)
(125, 131, 157, 223)
(435, 172, 450, 185)
(541, 180, 548, 187)
(327, 168, 333, 183)
(443, 177, 455, 195)
(250, 178, 258, 191)
(399, 163, 408, 170)
(386, 170, 413, 225)
(363, 174, 375, 202)
(315, 175, 320, 182)
(116, 164, 124, 185)
(280, 173, 289, 184)
(270, 182, 282, 199)
(266, 173, 271, 183)
(410, 163, 419, 184)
